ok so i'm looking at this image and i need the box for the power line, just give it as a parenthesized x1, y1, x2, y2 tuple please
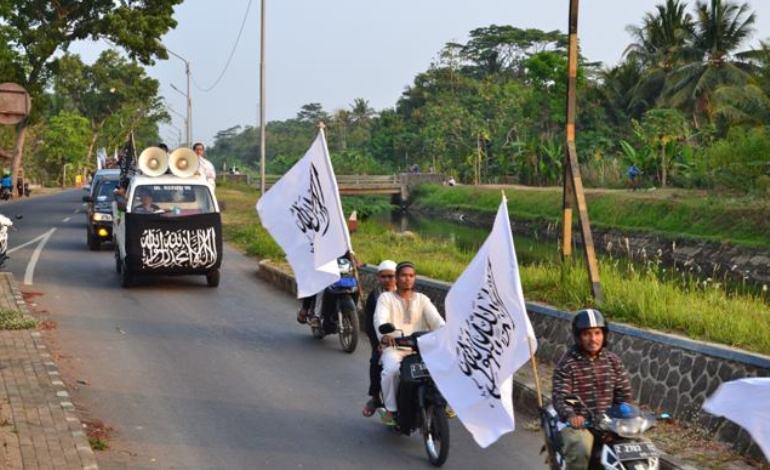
(192, 0, 254, 93)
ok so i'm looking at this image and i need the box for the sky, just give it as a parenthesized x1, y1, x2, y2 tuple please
(73, 0, 770, 148)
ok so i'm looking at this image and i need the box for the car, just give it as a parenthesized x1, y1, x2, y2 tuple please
(112, 149, 222, 288)
(83, 178, 119, 250)
(86, 168, 120, 198)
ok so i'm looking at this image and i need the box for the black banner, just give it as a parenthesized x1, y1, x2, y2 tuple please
(125, 213, 222, 274)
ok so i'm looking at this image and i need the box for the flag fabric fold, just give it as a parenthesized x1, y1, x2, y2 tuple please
(703, 377, 770, 460)
(256, 129, 351, 298)
(418, 194, 537, 448)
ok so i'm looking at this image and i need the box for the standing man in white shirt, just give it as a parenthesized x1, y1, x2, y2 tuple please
(374, 261, 445, 425)
(193, 142, 217, 187)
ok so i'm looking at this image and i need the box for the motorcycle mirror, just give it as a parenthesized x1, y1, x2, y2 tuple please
(14, 214, 22, 220)
(378, 323, 396, 335)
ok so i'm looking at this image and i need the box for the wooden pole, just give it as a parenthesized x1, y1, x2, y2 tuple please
(562, 0, 603, 303)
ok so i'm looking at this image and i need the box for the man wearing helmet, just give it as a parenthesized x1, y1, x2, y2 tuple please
(374, 261, 445, 426)
(361, 260, 397, 418)
(552, 309, 632, 470)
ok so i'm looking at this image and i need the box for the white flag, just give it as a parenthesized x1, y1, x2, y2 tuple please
(256, 129, 351, 298)
(96, 147, 107, 170)
(703, 378, 770, 459)
(418, 194, 537, 448)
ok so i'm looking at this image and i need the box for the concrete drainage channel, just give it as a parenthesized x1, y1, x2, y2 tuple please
(254, 260, 718, 470)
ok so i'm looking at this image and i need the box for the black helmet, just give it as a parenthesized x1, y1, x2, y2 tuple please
(572, 308, 609, 346)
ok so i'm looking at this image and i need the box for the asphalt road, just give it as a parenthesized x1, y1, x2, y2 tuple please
(2, 190, 546, 469)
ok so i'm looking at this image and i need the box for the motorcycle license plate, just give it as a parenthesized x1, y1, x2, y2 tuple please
(409, 362, 430, 379)
(613, 442, 659, 460)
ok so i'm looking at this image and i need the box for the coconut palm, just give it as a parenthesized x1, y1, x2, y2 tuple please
(350, 98, 376, 127)
(624, 0, 694, 112)
(663, 0, 757, 125)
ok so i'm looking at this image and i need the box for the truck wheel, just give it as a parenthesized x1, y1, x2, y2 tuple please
(120, 261, 133, 288)
(206, 269, 220, 287)
(87, 230, 99, 251)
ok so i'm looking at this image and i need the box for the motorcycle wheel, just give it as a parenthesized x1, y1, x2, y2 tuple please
(114, 249, 122, 274)
(338, 296, 359, 353)
(422, 405, 450, 467)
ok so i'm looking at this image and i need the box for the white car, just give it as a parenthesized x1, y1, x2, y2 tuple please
(113, 173, 222, 288)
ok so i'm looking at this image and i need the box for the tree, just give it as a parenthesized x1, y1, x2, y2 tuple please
(0, 0, 181, 182)
(41, 111, 91, 186)
(54, 50, 167, 166)
(625, 0, 694, 111)
(296, 103, 329, 125)
(664, 0, 757, 125)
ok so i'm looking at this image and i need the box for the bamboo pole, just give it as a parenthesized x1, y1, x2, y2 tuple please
(561, 0, 603, 303)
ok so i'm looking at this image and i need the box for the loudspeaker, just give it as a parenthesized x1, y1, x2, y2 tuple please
(137, 147, 169, 177)
(168, 147, 200, 178)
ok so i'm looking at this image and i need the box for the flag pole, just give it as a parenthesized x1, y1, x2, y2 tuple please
(528, 337, 544, 408)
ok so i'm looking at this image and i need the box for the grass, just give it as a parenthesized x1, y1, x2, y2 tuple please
(217, 185, 770, 356)
(0, 308, 37, 330)
(412, 184, 770, 249)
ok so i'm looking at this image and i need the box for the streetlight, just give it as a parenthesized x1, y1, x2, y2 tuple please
(164, 47, 192, 147)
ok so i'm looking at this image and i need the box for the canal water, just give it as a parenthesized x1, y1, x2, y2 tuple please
(368, 210, 561, 266)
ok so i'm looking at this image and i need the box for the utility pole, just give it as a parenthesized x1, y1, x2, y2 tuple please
(259, 0, 267, 194)
(562, 0, 603, 302)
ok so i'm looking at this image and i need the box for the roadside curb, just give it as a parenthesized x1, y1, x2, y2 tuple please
(0, 272, 98, 469)
(254, 259, 693, 470)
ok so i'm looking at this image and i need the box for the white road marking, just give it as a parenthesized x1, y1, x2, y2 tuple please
(8, 228, 55, 254)
(73, 209, 79, 214)
(24, 228, 56, 286)
(62, 217, 71, 223)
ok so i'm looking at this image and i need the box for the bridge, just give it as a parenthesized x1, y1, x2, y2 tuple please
(219, 173, 444, 201)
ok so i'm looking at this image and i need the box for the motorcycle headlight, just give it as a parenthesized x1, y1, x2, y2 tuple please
(337, 258, 352, 274)
(92, 212, 113, 222)
(609, 416, 655, 438)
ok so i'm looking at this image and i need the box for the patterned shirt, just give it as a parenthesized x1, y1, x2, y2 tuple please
(552, 346, 632, 421)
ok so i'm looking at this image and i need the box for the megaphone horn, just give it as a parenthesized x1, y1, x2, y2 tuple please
(169, 147, 200, 178)
(137, 147, 169, 177)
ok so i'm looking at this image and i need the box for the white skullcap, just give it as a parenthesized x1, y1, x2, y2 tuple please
(377, 260, 397, 272)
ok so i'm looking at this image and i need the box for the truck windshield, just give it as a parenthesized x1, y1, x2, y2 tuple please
(131, 184, 215, 216)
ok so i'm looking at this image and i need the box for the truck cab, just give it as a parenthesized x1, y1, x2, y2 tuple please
(113, 171, 222, 288)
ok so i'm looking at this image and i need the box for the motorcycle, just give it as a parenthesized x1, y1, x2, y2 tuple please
(540, 395, 662, 470)
(0, 187, 11, 201)
(307, 257, 360, 353)
(378, 323, 450, 467)
(0, 214, 20, 268)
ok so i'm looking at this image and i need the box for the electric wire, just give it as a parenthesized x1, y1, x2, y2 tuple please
(192, 0, 254, 92)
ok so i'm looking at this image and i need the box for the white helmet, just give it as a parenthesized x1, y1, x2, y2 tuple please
(377, 260, 397, 273)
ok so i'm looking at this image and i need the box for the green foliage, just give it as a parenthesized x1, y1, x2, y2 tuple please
(703, 126, 770, 191)
(41, 111, 92, 185)
(0, 308, 37, 330)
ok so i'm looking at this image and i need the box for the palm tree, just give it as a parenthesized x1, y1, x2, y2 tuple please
(350, 98, 376, 127)
(624, 0, 694, 112)
(663, 0, 757, 125)
(331, 109, 353, 150)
